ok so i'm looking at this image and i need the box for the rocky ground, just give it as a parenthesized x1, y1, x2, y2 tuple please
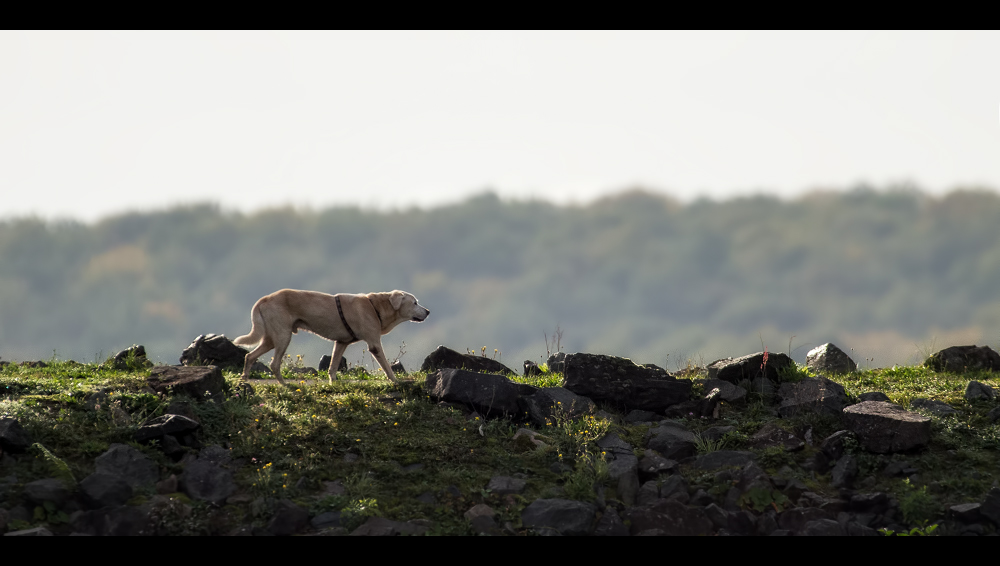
(1, 340, 999, 535)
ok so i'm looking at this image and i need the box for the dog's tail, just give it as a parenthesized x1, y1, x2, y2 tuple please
(233, 302, 265, 348)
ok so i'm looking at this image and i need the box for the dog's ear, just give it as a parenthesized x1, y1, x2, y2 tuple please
(390, 290, 406, 310)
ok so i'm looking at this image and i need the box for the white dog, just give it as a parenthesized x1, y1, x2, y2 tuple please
(233, 289, 429, 384)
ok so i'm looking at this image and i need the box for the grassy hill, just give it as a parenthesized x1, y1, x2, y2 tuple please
(1, 356, 998, 535)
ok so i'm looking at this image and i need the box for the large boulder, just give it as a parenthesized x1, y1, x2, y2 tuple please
(924, 345, 1000, 373)
(420, 345, 516, 375)
(520, 498, 598, 536)
(706, 351, 796, 385)
(0, 417, 32, 453)
(805, 343, 857, 374)
(519, 387, 595, 426)
(561, 353, 692, 412)
(777, 377, 849, 418)
(180, 446, 236, 505)
(842, 401, 932, 453)
(94, 443, 160, 490)
(79, 472, 133, 509)
(147, 365, 225, 401)
(645, 421, 697, 460)
(425, 369, 536, 419)
(180, 334, 247, 369)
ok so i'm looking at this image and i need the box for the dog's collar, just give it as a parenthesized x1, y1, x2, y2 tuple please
(369, 297, 383, 327)
(335, 295, 360, 344)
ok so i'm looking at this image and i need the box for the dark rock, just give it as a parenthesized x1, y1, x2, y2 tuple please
(727, 509, 757, 535)
(135, 414, 201, 444)
(802, 518, 844, 536)
(486, 476, 526, 495)
(850, 492, 889, 514)
(521, 499, 598, 536)
(310, 511, 343, 530)
(80, 473, 133, 509)
(778, 507, 830, 532)
(0, 418, 32, 453)
(179, 448, 235, 505)
(147, 365, 225, 401)
(108, 344, 154, 370)
(692, 450, 755, 470)
(704, 503, 730, 529)
(180, 333, 248, 369)
(924, 345, 1000, 373)
(596, 432, 632, 456)
(820, 430, 851, 461)
(519, 387, 595, 427)
(561, 353, 692, 412)
(949, 502, 982, 523)
(267, 499, 309, 536)
(964, 381, 996, 401)
(706, 351, 796, 384)
(910, 398, 957, 416)
(980, 487, 1000, 526)
(23, 478, 72, 507)
(691, 489, 714, 507)
(696, 379, 747, 402)
(805, 343, 857, 374)
(990, 406, 1000, 423)
(318, 355, 348, 373)
(777, 377, 849, 418)
(846, 521, 878, 536)
(546, 352, 567, 374)
(645, 422, 696, 460)
(592, 507, 629, 536)
(830, 455, 858, 489)
(749, 422, 804, 451)
(842, 401, 931, 453)
(625, 499, 714, 536)
(638, 454, 677, 480)
(425, 369, 533, 419)
(607, 454, 639, 506)
(757, 511, 779, 535)
(419, 345, 515, 375)
(636, 481, 660, 506)
(94, 443, 159, 490)
(658, 474, 689, 502)
(858, 391, 891, 402)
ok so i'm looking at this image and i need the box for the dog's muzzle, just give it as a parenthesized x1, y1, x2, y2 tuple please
(413, 308, 430, 322)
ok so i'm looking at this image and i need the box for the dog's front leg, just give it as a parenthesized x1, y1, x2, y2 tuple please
(328, 341, 349, 384)
(367, 341, 399, 384)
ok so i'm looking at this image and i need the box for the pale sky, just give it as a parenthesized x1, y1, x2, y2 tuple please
(2, 30, 999, 222)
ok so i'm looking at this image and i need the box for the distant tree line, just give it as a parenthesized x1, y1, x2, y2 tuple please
(2, 186, 999, 369)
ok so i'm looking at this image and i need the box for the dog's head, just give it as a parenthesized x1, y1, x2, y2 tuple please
(389, 290, 430, 322)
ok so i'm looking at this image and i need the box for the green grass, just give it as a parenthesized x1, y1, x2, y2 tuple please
(1, 360, 999, 535)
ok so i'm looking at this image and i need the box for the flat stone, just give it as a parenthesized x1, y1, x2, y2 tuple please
(842, 401, 931, 453)
(94, 443, 159, 490)
(777, 377, 849, 418)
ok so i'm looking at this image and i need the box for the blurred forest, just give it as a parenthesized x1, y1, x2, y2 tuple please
(2, 186, 1000, 371)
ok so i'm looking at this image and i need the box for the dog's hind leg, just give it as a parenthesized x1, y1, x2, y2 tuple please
(328, 341, 349, 384)
(241, 337, 274, 380)
(269, 333, 291, 385)
(366, 340, 399, 384)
